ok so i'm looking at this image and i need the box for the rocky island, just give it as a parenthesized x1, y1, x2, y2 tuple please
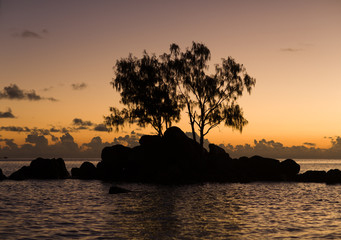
(2, 127, 341, 185)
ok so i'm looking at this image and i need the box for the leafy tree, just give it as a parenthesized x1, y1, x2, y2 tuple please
(106, 42, 256, 148)
(164, 42, 256, 148)
(105, 51, 182, 136)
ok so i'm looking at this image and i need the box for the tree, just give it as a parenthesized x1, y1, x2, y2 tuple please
(164, 42, 256, 148)
(105, 51, 182, 136)
(105, 42, 256, 148)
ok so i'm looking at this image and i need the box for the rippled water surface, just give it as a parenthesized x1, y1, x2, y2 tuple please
(1, 159, 341, 239)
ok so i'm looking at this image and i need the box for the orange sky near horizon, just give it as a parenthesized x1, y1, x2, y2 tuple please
(1, 0, 341, 150)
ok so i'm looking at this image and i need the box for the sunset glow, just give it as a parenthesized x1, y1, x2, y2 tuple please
(1, 0, 341, 157)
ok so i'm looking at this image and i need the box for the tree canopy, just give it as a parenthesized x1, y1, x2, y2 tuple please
(105, 51, 182, 136)
(165, 42, 256, 147)
(105, 42, 256, 147)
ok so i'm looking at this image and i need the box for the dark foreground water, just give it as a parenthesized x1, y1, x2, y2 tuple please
(1, 159, 341, 239)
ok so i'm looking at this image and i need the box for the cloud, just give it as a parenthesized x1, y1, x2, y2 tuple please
(4, 126, 341, 159)
(0, 126, 31, 132)
(219, 137, 341, 159)
(0, 132, 112, 158)
(112, 131, 143, 147)
(280, 48, 303, 52)
(42, 86, 54, 92)
(93, 124, 108, 132)
(71, 118, 94, 130)
(0, 108, 15, 118)
(0, 138, 18, 150)
(0, 84, 58, 101)
(303, 142, 316, 147)
(71, 83, 87, 90)
(21, 30, 42, 39)
(72, 118, 93, 127)
(12, 29, 48, 39)
(25, 133, 48, 147)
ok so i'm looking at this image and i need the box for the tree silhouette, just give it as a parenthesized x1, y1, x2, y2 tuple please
(105, 52, 182, 136)
(165, 42, 256, 148)
(105, 42, 256, 147)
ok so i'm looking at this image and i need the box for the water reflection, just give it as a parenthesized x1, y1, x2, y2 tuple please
(106, 184, 248, 239)
(2, 179, 341, 239)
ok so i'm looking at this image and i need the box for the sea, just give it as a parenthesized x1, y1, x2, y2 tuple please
(1, 158, 341, 239)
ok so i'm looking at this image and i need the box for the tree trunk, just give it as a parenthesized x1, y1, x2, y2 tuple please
(199, 106, 205, 149)
(199, 126, 204, 149)
(187, 102, 197, 142)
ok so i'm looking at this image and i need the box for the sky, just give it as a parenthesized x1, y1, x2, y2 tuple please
(1, 0, 341, 158)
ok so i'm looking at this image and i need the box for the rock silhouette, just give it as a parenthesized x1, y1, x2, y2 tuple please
(95, 126, 302, 183)
(325, 169, 341, 184)
(9, 158, 69, 180)
(0, 168, 6, 180)
(296, 170, 326, 183)
(71, 161, 97, 179)
(9, 128, 341, 185)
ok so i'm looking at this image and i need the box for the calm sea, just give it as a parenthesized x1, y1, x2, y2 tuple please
(1, 158, 341, 239)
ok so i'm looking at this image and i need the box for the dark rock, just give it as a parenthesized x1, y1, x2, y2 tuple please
(205, 144, 233, 182)
(71, 161, 97, 179)
(160, 127, 207, 182)
(9, 158, 69, 180)
(9, 166, 30, 180)
(109, 186, 131, 194)
(297, 170, 326, 183)
(0, 168, 6, 180)
(139, 135, 162, 146)
(101, 144, 132, 163)
(235, 155, 282, 181)
(208, 144, 231, 161)
(97, 126, 302, 184)
(98, 144, 134, 180)
(97, 127, 207, 183)
(280, 159, 300, 179)
(326, 169, 341, 184)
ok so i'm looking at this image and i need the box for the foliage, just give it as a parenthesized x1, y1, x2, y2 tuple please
(105, 52, 182, 136)
(165, 42, 256, 148)
(105, 42, 256, 147)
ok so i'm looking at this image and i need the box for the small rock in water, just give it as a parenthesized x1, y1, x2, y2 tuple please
(109, 186, 131, 194)
(0, 168, 6, 180)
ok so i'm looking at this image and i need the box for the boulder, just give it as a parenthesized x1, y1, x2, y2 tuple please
(161, 127, 206, 182)
(101, 144, 132, 163)
(71, 161, 98, 179)
(97, 127, 208, 183)
(205, 144, 233, 182)
(280, 159, 300, 179)
(98, 144, 134, 180)
(9, 158, 69, 180)
(235, 156, 282, 181)
(208, 144, 231, 161)
(0, 168, 6, 180)
(326, 169, 341, 184)
(297, 170, 326, 183)
(139, 135, 162, 146)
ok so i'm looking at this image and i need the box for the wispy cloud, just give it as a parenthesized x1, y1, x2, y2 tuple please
(0, 108, 15, 118)
(93, 124, 108, 132)
(0, 126, 31, 132)
(280, 48, 303, 52)
(21, 30, 42, 39)
(0, 84, 58, 101)
(303, 142, 316, 147)
(12, 29, 48, 39)
(71, 118, 108, 132)
(72, 118, 94, 129)
(71, 83, 87, 90)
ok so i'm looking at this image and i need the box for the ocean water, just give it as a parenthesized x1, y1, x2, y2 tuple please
(1, 159, 341, 239)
